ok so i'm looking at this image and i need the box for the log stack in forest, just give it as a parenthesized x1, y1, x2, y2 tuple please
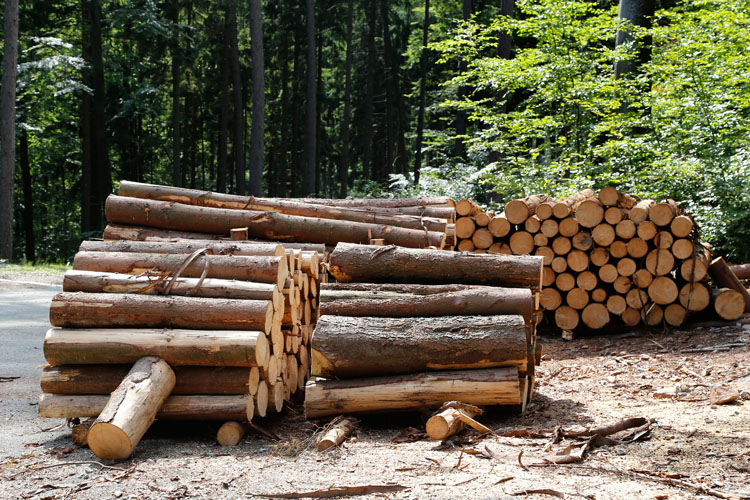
(39, 237, 322, 456)
(305, 243, 544, 418)
(453, 187, 746, 331)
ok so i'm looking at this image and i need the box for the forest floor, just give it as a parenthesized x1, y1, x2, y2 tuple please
(0, 273, 749, 500)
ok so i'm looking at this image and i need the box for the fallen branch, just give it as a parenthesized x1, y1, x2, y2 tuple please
(254, 484, 407, 499)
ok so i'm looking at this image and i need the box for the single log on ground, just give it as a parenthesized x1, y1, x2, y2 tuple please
(39, 394, 255, 421)
(103, 224, 225, 241)
(426, 403, 483, 441)
(552, 189, 595, 219)
(505, 195, 550, 224)
(106, 196, 443, 248)
(217, 421, 250, 446)
(316, 418, 357, 450)
(708, 257, 750, 312)
(328, 243, 543, 290)
(87, 357, 175, 459)
(44, 327, 269, 368)
(311, 315, 528, 378)
(74, 252, 288, 289)
(80, 239, 285, 257)
(712, 288, 745, 320)
(41, 365, 261, 395)
(50, 293, 274, 332)
(318, 286, 534, 323)
(304, 367, 521, 418)
(63, 270, 282, 307)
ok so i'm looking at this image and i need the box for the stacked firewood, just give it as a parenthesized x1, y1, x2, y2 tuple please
(454, 188, 749, 331)
(38, 238, 323, 456)
(102, 181, 456, 249)
(304, 243, 544, 419)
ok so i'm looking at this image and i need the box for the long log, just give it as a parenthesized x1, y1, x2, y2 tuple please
(318, 286, 533, 323)
(102, 224, 224, 241)
(44, 327, 269, 368)
(80, 239, 285, 257)
(708, 257, 750, 313)
(304, 367, 521, 418)
(74, 252, 288, 289)
(730, 263, 750, 280)
(310, 315, 528, 378)
(63, 270, 282, 308)
(87, 357, 175, 459)
(39, 394, 255, 421)
(105, 195, 443, 248)
(328, 243, 543, 290)
(40, 365, 260, 395)
(50, 292, 274, 332)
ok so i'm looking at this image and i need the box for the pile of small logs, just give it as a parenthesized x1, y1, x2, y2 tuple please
(38, 238, 323, 456)
(304, 243, 544, 419)
(102, 181, 456, 249)
(453, 188, 750, 331)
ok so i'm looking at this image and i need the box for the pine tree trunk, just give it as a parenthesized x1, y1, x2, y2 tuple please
(228, 5, 245, 195)
(362, 0, 376, 181)
(413, 0, 430, 186)
(171, 0, 182, 187)
(304, 0, 317, 195)
(217, 10, 231, 193)
(0, 0, 17, 260)
(20, 129, 34, 261)
(248, 0, 265, 196)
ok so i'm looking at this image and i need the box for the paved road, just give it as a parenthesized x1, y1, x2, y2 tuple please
(0, 282, 68, 459)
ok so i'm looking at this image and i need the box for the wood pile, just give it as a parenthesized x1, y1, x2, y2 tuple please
(453, 187, 748, 331)
(304, 243, 544, 418)
(38, 238, 322, 457)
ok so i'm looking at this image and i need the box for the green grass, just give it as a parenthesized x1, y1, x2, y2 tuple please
(0, 261, 71, 274)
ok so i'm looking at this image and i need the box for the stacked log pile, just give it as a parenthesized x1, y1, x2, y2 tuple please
(454, 187, 748, 331)
(304, 243, 544, 418)
(38, 239, 322, 455)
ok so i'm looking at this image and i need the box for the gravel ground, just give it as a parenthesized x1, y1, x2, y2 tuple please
(0, 274, 748, 500)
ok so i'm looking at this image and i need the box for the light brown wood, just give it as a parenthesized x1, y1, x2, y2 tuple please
(488, 214, 511, 237)
(626, 288, 648, 309)
(457, 239, 475, 252)
(626, 238, 649, 258)
(555, 272, 575, 292)
(217, 421, 250, 446)
(632, 269, 653, 288)
(87, 357, 175, 460)
(606, 295, 627, 315)
(541, 219, 559, 238)
(426, 404, 482, 441)
(103, 224, 224, 241)
(472, 228, 494, 250)
(708, 257, 750, 312)
(524, 215, 541, 234)
(649, 200, 678, 226)
(645, 249, 675, 276)
(505, 195, 550, 224)
(679, 282, 710, 312)
(456, 199, 482, 217)
(581, 303, 609, 329)
(671, 238, 694, 260)
(566, 288, 589, 310)
(44, 327, 269, 368)
(536, 201, 555, 220)
(304, 368, 521, 418)
(604, 207, 626, 225)
(598, 264, 618, 283)
(613, 276, 632, 294)
(664, 304, 687, 326)
(617, 257, 637, 277)
(475, 212, 491, 227)
(488, 241, 511, 255)
(576, 271, 598, 291)
(540, 288, 562, 310)
(648, 276, 679, 305)
(636, 220, 657, 241)
(591, 288, 607, 303)
(598, 187, 636, 208)
(509, 231, 534, 255)
(629, 199, 654, 224)
(643, 304, 664, 326)
(554, 306, 579, 330)
(551, 256, 568, 274)
(534, 246, 555, 266)
(571, 231, 593, 251)
(654, 231, 673, 250)
(567, 250, 589, 273)
(455, 217, 476, 239)
(552, 189, 595, 219)
(712, 288, 745, 320)
(610, 241, 628, 259)
(230, 228, 249, 240)
(316, 418, 357, 449)
(558, 218, 579, 238)
(592, 224, 615, 246)
(670, 215, 693, 238)
(552, 236, 572, 256)
(575, 200, 604, 228)
(621, 307, 641, 326)
(311, 315, 529, 378)
(615, 220, 636, 240)
(590, 247, 610, 267)
(80, 239, 286, 257)
(542, 267, 556, 287)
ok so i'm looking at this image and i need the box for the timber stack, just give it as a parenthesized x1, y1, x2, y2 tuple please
(453, 188, 749, 332)
(38, 237, 323, 456)
(305, 243, 544, 419)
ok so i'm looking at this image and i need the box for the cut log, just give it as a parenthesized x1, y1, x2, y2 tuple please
(328, 243, 543, 290)
(472, 228, 494, 250)
(645, 249, 675, 276)
(598, 187, 636, 208)
(712, 288, 745, 321)
(425, 403, 483, 441)
(643, 304, 664, 326)
(649, 200, 678, 227)
(591, 288, 607, 303)
(610, 241, 628, 259)
(39, 394, 255, 421)
(636, 221, 657, 241)
(626, 288, 648, 309)
(613, 276, 632, 294)
(654, 231, 673, 250)
(475, 212, 491, 227)
(41, 365, 261, 395)
(616, 258, 637, 277)
(576, 271, 598, 291)
(552, 189, 595, 219)
(536, 201, 555, 220)
(629, 199, 655, 224)
(63, 270, 282, 308)
(217, 421, 250, 446)
(671, 239, 694, 260)
(542, 267, 556, 287)
(488, 242, 511, 255)
(604, 207, 626, 225)
(103, 224, 224, 242)
(541, 219, 559, 238)
(632, 269, 653, 288)
(524, 215, 541, 234)
(648, 276, 679, 305)
(315, 418, 357, 450)
(304, 368, 521, 418)
(567, 250, 589, 273)
(575, 200, 604, 228)
(729, 263, 750, 280)
(50, 293, 274, 333)
(708, 257, 750, 312)
(551, 236, 571, 256)
(319, 286, 534, 323)
(555, 272, 575, 292)
(615, 220, 636, 240)
(44, 327, 269, 368)
(74, 252, 288, 289)
(571, 231, 593, 251)
(566, 288, 589, 310)
(488, 214, 511, 238)
(626, 238, 649, 259)
(106, 196, 444, 248)
(540, 288, 562, 310)
(592, 224, 615, 246)
(680, 248, 711, 282)
(581, 303, 609, 329)
(87, 357, 175, 459)
(455, 217, 476, 239)
(551, 256, 568, 273)
(670, 215, 693, 238)
(311, 315, 528, 378)
(554, 306, 579, 330)
(621, 307, 641, 326)
(558, 218, 579, 238)
(534, 246, 555, 266)
(606, 295, 627, 315)
(457, 239, 475, 252)
(679, 282, 710, 312)
(664, 304, 686, 327)
(505, 195, 550, 224)
(456, 199, 482, 217)
(230, 228, 249, 240)
(598, 264, 618, 283)
(509, 231, 534, 255)
(590, 247, 610, 267)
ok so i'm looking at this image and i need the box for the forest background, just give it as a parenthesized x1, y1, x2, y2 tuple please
(0, 0, 748, 263)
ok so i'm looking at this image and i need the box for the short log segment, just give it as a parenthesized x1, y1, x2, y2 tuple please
(425, 403, 483, 441)
(708, 257, 750, 313)
(217, 422, 250, 446)
(49, 293, 274, 332)
(712, 288, 745, 321)
(44, 328, 269, 368)
(304, 367, 520, 418)
(87, 357, 175, 460)
(315, 418, 357, 450)
(328, 243, 543, 290)
(105, 195, 443, 249)
(318, 285, 534, 323)
(311, 315, 528, 378)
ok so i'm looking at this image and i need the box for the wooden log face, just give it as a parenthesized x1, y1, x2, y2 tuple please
(654, 231, 674, 249)
(576, 271, 598, 291)
(571, 232, 593, 251)
(80, 239, 285, 257)
(509, 231, 534, 255)
(551, 237, 571, 256)
(590, 247, 610, 267)
(551, 256, 568, 274)
(591, 289, 607, 303)
(456, 199, 481, 217)
(472, 228, 494, 250)
(554, 306, 579, 330)
(678, 283, 710, 312)
(713, 288, 745, 320)
(304, 368, 521, 418)
(575, 200, 604, 228)
(541, 219, 559, 238)
(566, 288, 589, 310)
(616, 258, 637, 277)
(488, 242, 511, 255)
(610, 241, 628, 259)
(613, 276, 632, 294)
(629, 200, 654, 224)
(542, 267, 556, 287)
(708, 257, 750, 313)
(533, 233, 549, 247)
(626, 238, 649, 259)
(644, 304, 664, 326)
(488, 215, 511, 237)
(455, 217, 476, 239)
(645, 249, 675, 276)
(598, 264, 618, 283)
(604, 207, 625, 225)
(311, 315, 529, 378)
(615, 220, 636, 240)
(606, 295, 627, 315)
(540, 288, 562, 310)
(534, 247, 554, 266)
(649, 201, 677, 226)
(670, 215, 693, 238)
(637, 221, 657, 241)
(524, 216, 541, 234)
(671, 239, 694, 260)
(648, 276, 679, 305)
(633, 269, 654, 288)
(475, 212, 491, 227)
(581, 303, 609, 329)
(622, 307, 641, 326)
(566, 250, 589, 273)
(555, 272, 575, 292)
(592, 224, 615, 247)
(664, 304, 686, 326)
(457, 239, 475, 252)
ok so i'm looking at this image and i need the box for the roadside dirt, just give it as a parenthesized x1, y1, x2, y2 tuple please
(1, 280, 748, 499)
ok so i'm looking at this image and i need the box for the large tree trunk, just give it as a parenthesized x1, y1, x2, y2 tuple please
(105, 195, 444, 248)
(41, 364, 261, 396)
(361, 0, 376, 181)
(304, 367, 521, 418)
(0, 0, 18, 259)
(217, 10, 231, 193)
(329, 243, 543, 289)
(413, 0, 430, 186)
(228, 4, 245, 195)
(303, 0, 317, 195)
(20, 128, 34, 261)
(311, 314, 528, 378)
(87, 357, 175, 459)
(453, 0, 472, 159)
(248, 0, 265, 196)
(49, 293, 275, 332)
(319, 285, 533, 323)
(44, 326, 270, 367)
(103, 224, 224, 241)
(338, 0, 354, 197)
(614, 0, 655, 79)
(171, 0, 182, 187)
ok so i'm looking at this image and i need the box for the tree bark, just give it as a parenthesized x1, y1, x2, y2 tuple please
(20, 128, 34, 261)
(614, 0, 656, 79)
(329, 242, 542, 289)
(426, 404, 481, 441)
(171, 0, 182, 187)
(49, 293, 275, 333)
(338, 0, 354, 197)
(79, 239, 285, 257)
(87, 357, 175, 459)
(361, 0, 376, 181)
(730, 264, 750, 280)
(248, 0, 264, 196)
(105, 195, 444, 248)
(311, 314, 528, 378)
(103, 224, 224, 241)
(228, 4, 245, 195)
(217, 9, 231, 193)
(304, 367, 521, 418)
(303, 0, 317, 195)
(0, 0, 18, 259)
(709, 257, 750, 313)
(44, 326, 269, 367)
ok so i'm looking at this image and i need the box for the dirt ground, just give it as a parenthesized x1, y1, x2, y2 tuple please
(1, 275, 748, 499)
